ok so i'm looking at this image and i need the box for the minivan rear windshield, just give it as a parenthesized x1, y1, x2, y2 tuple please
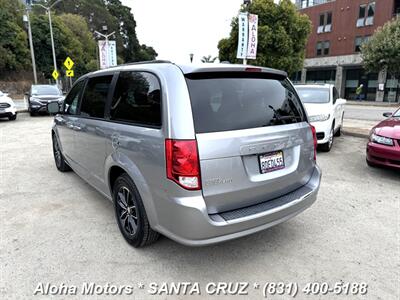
(186, 73, 306, 134)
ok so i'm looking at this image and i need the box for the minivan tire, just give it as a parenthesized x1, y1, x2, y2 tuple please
(52, 134, 71, 172)
(113, 174, 159, 247)
(8, 115, 17, 121)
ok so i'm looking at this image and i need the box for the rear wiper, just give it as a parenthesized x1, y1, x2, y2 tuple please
(266, 105, 301, 125)
(268, 105, 285, 124)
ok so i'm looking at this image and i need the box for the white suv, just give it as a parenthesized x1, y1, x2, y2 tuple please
(0, 91, 17, 121)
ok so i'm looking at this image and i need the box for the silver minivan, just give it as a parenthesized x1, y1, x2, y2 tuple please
(49, 61, 321, 247)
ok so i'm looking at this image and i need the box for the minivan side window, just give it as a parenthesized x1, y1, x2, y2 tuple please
(110, 71, 161, 127)
(63, 80, 85, 115)
(80, 75, 113, 119)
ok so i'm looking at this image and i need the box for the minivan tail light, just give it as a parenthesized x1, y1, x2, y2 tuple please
(310, 125, 317, 161)
(165, 139, 201, 190)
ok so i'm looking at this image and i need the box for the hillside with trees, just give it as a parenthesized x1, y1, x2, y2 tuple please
(0, 0, 157, 81)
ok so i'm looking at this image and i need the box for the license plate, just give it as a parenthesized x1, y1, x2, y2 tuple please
(259, 151, 285, 174)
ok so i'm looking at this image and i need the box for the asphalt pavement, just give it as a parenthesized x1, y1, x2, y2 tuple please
(345, 105, 397, 122)
(1, 114, 399, 299)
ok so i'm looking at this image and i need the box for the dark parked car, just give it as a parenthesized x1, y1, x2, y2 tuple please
(26, 85, 64, 116)
(367, 107, 400, 169)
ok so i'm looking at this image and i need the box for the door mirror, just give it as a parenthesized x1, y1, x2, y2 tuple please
(25, 92, 30, 96)
(383, 112, 393, 118)
(47, 102, 60, 114)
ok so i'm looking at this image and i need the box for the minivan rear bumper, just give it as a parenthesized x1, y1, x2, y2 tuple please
(155, 165, 321, 246)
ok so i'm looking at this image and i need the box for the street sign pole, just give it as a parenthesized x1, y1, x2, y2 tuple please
(63, 57, 74, 90)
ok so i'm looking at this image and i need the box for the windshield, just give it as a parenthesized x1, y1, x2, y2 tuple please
(393, 108, 400, 117)
(296, 87, 330, 104)
(32, 85, 61, 96)
(186, 74, 306, 134)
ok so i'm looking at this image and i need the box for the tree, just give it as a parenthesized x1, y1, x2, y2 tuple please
(52, 0, 157, 63)
(0, 0, 31, 75)
(201, 55, 217, 63)
(30, 13, 96, 78)
(361, 18, 400, 78)
(218, 0, 311, 75)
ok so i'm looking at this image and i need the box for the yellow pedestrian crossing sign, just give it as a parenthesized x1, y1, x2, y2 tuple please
(52, 69, 59, 80)
(64, 57, 74, 70)
(66, 70, 74, 77)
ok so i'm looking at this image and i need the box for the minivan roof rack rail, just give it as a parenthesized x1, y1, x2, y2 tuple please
(119, 60, 173, 67)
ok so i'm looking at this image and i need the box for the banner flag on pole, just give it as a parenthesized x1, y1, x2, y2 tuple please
(98, 40, 108, 69)
(108, 41, 117, 67)
(246, 14, 258, 60)
(236, 13, 249, 59)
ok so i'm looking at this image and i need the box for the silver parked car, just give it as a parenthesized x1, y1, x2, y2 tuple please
(49, 61, 321, 247)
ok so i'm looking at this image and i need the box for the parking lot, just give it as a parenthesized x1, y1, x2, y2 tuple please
(1, 113, 399, 299)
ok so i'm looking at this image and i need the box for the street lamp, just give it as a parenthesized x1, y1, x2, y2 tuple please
(33, 0, 62, 85)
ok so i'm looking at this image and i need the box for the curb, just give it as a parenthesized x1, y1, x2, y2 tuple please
(342, 128, 369, 139)
(346, 101, 399, 107)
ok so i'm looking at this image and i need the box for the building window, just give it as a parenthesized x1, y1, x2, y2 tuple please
(317, 11, 332, 33)
(366, 2, 375, 25)
(357, 2, 375, 27)
(323, 41, 330, 55)
(345, 69, 378, 101)
(306, 69, 336, 84)
(290, 70, 302, 83)
(316, 41, 330, 56)
(354, 36, 370, 52)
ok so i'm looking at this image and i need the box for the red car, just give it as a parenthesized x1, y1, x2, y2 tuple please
(366, 107, 400, 169)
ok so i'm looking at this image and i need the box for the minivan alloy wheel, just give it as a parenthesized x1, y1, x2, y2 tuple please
(116, 186, 138, 235)
(53, 138, 62, 168)
(113, 174, 159, 247)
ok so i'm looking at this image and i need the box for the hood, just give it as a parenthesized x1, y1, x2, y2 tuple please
(0, 95, 15, 106)
(31, 94, 64, 102)
(303, 103, 332, 118)
(373, 118, 400, 139)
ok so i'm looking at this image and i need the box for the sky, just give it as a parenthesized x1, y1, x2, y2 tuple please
(121, 0, 244, 63)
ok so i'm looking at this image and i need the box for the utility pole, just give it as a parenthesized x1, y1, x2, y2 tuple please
(34, 0, 62, 86)
(25, 8, 37, 84)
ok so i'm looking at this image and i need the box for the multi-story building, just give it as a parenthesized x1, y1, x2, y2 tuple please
(294, 0, 400, 102)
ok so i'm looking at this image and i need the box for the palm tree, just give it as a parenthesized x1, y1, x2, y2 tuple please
(201, 55, 217, 63)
